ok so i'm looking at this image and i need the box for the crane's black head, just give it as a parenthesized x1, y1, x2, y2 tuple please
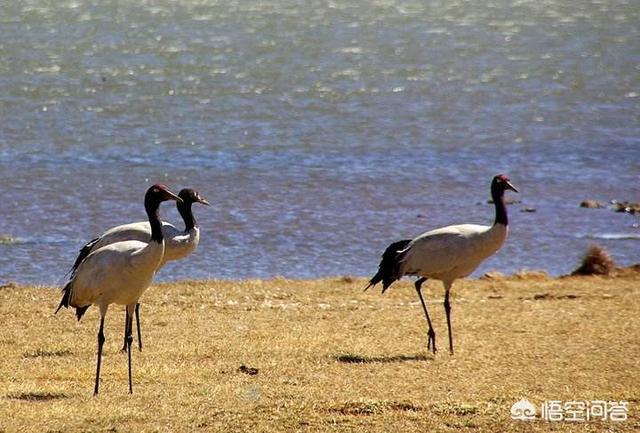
(145, 184, 181, 242)
(491, 175, 517, 226)
(178, 188, 210, 206)
(492, 174, 518, 193)
(146, 184, 183, 204)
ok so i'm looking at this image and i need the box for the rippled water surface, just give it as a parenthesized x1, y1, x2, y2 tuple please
(1, 0, 638, 284)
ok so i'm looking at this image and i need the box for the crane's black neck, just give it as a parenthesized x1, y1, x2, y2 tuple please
(491, 183, 509, 226)
(145, 196, 164, 243)
(177, 201, 197, 232)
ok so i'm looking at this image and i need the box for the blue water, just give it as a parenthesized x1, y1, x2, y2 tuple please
(0, 0, 638, 285)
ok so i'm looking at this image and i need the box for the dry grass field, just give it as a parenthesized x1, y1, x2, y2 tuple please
(1, 272, 638, 432)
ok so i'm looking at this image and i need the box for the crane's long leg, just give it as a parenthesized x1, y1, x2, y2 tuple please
(121, 303, 142, 352)
(415, 278, 437, 354)
(443, 282, 454, 355)
(135, 303, 142, 352)
(94, 316, 106, 396)
(121, 308, 129, 353)
(125, 304, 135, 394)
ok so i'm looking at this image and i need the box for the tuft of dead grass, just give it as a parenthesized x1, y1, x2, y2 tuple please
(572, 245, 617, 276)
(0, 275, 639, 432)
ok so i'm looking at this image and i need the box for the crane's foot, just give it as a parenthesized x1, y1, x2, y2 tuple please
(121, 339, 141, 353)
(427, 328, 437, 355)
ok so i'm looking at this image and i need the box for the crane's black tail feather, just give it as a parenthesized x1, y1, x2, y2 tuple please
(57, 237, 100, 319)
(55, 281, 72, 315)
(55, 280, 90, 321)
(364, 239, 411, 293)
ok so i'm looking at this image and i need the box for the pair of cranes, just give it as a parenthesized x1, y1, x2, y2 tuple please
(55, 185, 210, 395)
(56, 174, 517, 395)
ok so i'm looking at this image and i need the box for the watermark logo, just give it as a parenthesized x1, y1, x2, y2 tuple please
(510, 399, 537, 421)
(511, 399, 629, 422)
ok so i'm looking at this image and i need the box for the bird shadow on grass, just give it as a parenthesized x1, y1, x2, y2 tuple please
(22, 348, 72, 358)
(7, 391, 69, 401)
(334, 353, 432, 364)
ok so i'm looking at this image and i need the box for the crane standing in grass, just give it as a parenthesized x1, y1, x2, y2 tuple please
(69, 188, 210, 351)
(56, 184, 181, 395)
(365, 174, 518, 355)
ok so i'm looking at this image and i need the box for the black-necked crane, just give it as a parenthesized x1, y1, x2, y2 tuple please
(365, 174, 518, 355)
(55, 184, 181, 395)
(69, 188, 210, 351)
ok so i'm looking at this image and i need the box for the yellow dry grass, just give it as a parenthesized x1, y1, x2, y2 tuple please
(1, 273, 639, 432)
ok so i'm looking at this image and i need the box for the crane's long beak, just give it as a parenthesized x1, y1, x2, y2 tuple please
(198, 197, 211, 206)
(505, 180, 518, 193)
(165, 190, 183, 203)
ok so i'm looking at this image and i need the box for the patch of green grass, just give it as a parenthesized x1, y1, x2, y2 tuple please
(431, 402, 479, 416)
(0, 234, 20, 244)
(328, 400, 421, 416)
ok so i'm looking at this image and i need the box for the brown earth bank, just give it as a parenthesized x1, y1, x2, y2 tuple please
(1, 272, 639, 432)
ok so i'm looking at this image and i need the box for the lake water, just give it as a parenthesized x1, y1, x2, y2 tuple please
(1, 0, 638, 285)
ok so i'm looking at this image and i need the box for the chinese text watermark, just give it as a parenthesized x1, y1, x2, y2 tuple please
(511, 399, 629, 422)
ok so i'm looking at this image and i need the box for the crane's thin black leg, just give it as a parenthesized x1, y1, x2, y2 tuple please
(94, 316, 106, 396)
(135, 303, 142, 352)
(121, 304, 142, 352)
(444, 286, 453, 355)
(125, 305, 134, 394)
(415, 278, 437, 354)
(120, 308, 129, 353)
